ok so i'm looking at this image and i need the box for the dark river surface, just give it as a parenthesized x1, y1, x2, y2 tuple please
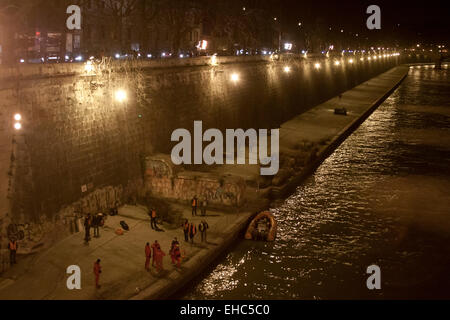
(183, 64, 450, 300)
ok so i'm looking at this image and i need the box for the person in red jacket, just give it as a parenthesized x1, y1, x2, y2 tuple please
(145, 242, 151, 271)
(93, 259, 102, 289)
(151, 240, 160, 267)
(155, 247, 166, 272)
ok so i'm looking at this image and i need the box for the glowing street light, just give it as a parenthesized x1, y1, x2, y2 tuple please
(210, 54, 218, 66)
(14, 122, 22, 130)
(14, 113, 22, 121)
(283, 66, 291, 73)
(348, 59, 354, 64)
(334, 60, 340, 66)
(314, 62, 321, 69)
(231, 73, 240, 82)
(84, 60, 94, 73)
(115, 89, 127, 103)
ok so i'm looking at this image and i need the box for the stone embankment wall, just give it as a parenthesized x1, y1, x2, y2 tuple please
(0, 54, 417, 271)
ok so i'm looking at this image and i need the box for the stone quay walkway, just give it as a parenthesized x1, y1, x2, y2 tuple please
(0, 204, 253, 300)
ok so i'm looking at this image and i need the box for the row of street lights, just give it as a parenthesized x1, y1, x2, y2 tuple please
(13, 51, 399, 130)
(231, 52, 400, 79)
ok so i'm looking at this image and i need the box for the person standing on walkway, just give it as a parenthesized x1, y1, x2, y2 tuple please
(93, 259, 102, 289)
(189, 222, 197, 244)
(84, 214, 92, 243)
(151, 240, 160, 267)
(172, 243, 182, 268)
(150, 208, 157, 230)
(200, 198, 207, 216)
(170, 238, 179, 265)
(199, 220, 209, 243)
(183, 219, 189, 242)
(92, 213, 101, 238)
(145, 242, 151, 271)
(191, 196, 198, 216)
(8, 238, 18, 265)
(155, 247, 166, 272)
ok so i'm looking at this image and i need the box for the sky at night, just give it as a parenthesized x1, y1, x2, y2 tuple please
(277, 0, 449, 43)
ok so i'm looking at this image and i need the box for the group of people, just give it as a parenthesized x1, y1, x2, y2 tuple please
(84, 213, 104, 242)
(183, 219, 209, 243)
(94, 237, 184, 289)
(90, 200, 212, 289)
(191, 196, 208, 216)
(145, 240, 167, 272)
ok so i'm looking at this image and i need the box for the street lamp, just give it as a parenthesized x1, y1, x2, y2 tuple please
(283, 66, 291, 73)
(115, 89, 127, 103)
(84, 60, 94, 73)
(14, 114, 22, 121)
(231, 73, 240, 82)
(314, 62, 321, 69)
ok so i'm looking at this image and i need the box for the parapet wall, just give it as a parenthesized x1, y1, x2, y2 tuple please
(0, 54, 404, 270)
(145, 155, 245, 207)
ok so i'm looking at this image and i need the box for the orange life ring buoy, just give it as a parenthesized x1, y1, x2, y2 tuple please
(245, 211, 277, 242)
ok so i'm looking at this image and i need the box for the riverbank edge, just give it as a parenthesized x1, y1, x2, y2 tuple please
(275, 65, 409, 197)
(130, 65, 409, 300)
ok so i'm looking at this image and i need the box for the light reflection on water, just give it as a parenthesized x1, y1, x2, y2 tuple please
(184, 65, 450, 299)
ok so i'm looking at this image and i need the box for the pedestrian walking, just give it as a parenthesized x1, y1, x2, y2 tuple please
(183, 219, 189, 242)
(145, 242, 151, 271)
(199, 220, 209, 243)
(191, 196, 198, 216)
(189, 222, 197, 244)
(151, 240, 160, 267)
(84, 214, 92, 243)
(8, 238, 18, 265)
(93, 259, 102, 289)
(150, 208, 157, 230)
(200, 198, 207, 216)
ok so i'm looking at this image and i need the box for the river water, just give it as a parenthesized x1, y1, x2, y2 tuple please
(184, 64, 450, 299)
